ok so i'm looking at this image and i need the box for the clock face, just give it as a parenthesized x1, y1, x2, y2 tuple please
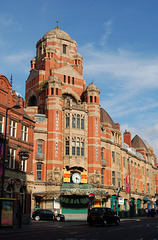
(72, 172, 81, 184)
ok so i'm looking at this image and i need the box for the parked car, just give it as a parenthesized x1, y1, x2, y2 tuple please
(32, 209, 65, 221)
(87, 207, 120, 226)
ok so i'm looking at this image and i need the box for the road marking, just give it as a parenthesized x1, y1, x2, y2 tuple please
(108, 227, 125, 232)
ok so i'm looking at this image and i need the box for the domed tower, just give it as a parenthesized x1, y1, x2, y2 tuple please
(83, 83, 101, 183)
(25, 23, 87, 181)
(25, 24, 86, 112)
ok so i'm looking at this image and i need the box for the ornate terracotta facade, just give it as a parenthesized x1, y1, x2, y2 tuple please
(24, 25, 158, 219)
(1, 24, 157, 221)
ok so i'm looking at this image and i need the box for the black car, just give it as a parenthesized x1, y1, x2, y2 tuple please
(32, 209, 65, 221)
(87, 207, 120, 226)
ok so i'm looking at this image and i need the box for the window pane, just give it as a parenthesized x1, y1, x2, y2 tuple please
(66, 117, 69, 128)
(81, 119, 84, 129)
(77, 118, 80, 129)
(77, 147, 80, 156)
(72, 147, 75, 155)
(81, 148, 84, 156)
(66, 147, 69, 155)
(72, 141, 75, 146)
(72, 118, 76, 128)
(37, 144, 42, 153)
(37, 163, 42, 170)
(63, 44, 66, 54)
(37, 171, 41, 180)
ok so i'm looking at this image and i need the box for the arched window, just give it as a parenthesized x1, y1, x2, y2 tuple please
(101, 168, 104, 184)
(36, 163, 42, 180)
(37, 140, 43, 154)
(6, 185, 13, 198)
(28, 95, 37, 106)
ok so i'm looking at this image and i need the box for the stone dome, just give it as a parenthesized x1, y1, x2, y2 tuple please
(73, 52, 83, 60)
(132, 135, 148, 152)
(100, 108, 117, 130)
(44, 28, 75, 43)
(86, 83, 99, 92)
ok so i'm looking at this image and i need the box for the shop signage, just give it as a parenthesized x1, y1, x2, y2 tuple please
(81, 172, 87, 183)
(64, 171, 70, 182)
(18, 151, 29, 160)
(61, 195, 89, 208)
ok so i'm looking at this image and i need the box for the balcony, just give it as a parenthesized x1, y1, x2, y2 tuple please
(35, 152, 45, 160)
(101, 159, 106, 166)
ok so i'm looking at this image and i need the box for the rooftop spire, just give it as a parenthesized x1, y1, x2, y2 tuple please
(55, 17, 59, 29)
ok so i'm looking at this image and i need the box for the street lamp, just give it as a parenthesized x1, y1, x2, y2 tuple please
(116, 187, 123, 216)
(128, 157, 132, 218)
(1, 104, 21, 198)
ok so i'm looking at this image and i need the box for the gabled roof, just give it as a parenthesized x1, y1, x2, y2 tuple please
(23, 109, 35, 123)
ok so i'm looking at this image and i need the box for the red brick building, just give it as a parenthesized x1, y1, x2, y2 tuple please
(1, 25, 157, 221)
(24, 25, 158, 219)
(0, 74, 35, 224)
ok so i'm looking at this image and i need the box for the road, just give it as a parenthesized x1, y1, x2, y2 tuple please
(0, 217, 158, 240)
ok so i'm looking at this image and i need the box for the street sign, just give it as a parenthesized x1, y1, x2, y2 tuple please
(18, 151, 29, 160)
(118, 197, 124, 205)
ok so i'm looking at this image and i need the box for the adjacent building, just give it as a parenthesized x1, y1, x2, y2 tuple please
(0, 74, 35, 224)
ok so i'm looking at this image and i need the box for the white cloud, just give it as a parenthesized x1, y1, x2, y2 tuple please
(100, 20, 113, 46)
(82, 45, 158, 89)
(79, 22, 158, 160)
(0, 50, 33, 73)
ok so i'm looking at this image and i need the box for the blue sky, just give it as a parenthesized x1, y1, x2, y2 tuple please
(0, 0, 158, 160)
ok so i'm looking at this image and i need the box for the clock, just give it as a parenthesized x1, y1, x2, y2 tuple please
(72, 172, 81, 184)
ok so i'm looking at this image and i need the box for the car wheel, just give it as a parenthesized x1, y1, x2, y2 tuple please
(115, 219, 120, 225)
(56, 216, 60, 221)
(35, 215, 40, 221)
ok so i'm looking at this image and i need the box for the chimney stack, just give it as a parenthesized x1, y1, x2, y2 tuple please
(123, 130, 131, 147)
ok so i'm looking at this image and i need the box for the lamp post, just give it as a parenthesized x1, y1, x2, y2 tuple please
(128, 157, 132, 218)
(1, 104, 21, 198)
(116, 187, 123, 216)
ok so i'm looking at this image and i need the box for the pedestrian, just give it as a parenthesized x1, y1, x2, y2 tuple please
(54, 209, 58, 217)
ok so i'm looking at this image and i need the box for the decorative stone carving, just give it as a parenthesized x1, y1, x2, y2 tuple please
(88, 170, 101, 184)
(47, 168, 62, 182)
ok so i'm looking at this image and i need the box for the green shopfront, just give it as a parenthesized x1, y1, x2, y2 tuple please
(60, 183, 92, 220)
(60, 183, 108, 220)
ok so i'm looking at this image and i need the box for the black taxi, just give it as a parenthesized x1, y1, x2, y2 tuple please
(87, 207, 120, 226)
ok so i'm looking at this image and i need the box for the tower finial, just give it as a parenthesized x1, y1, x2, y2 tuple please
(55, 17, 59, 29)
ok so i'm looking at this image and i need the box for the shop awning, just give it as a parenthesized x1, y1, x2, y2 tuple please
(143, 197, 149, 201)
(33, 191, 61, 200)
